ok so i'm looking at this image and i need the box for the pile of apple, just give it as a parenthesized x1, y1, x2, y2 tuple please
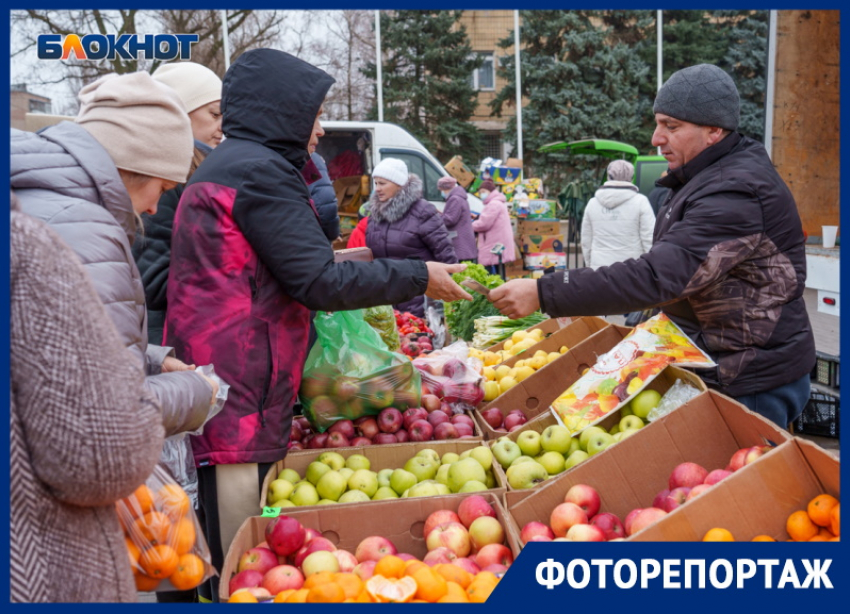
(413, 355, 485, 411)
(229, 494, 512, 601)
(478, 406, 531, 434)
(480, 347, 568, 402)
(519, 484, 629, 542)
(266, 447, 500, 509)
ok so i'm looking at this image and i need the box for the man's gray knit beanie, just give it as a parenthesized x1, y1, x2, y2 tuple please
(653, 64, 740, 131)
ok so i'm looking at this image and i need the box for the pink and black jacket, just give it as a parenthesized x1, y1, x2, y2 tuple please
(165, 49, 429, 466)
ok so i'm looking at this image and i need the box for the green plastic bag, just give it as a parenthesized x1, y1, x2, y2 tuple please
(300, 310, 421, 432)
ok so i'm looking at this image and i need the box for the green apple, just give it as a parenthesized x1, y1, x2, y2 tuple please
(338, 467, 354, 482)
(277, 468, 300, 484)
(404, 456, 438, 482)
(416, 449, 441, 466)
(619, 415, 645, 432)
(631, 389, 662, 419)
(564, 450, 590, 469)
(318, 451, 346, 471)
(317, 499, 337, 505)
(517, 431, 542, 457)
(268, 479, 295, 504)
(612, 431, 627, 443)
(306, 461, 332, 486)
(270, 499, 296, 508)
(458, 480, 488, 493)
(390, 469, 417, 495)
(338, 489, 371, 504)
(578, 426, 607, 452)
(401, 489, 410, 498)
(345, 453, 371, 471)
(608, 423, 620, 435)
(348, 469, 379, 498)
(506, 461, 548, 489)
(484, 470, 496, 489)
(510, 455, 536, 467)
(541, 425, 572, 454)
(491, 439, 522, 469)
(408, 482, 440, 498)
(469, 446, 494, 471)
(616, 428, 641, 442)
(567, 438, 582, 456)
(377, 468, 394, 489)
(441, 452, 460, 465)
(586, 431, 615, 456)
(316, 470, 348, 501)
(290, 482, 319, 506)
(537, 451, 566, 475)
(619, 402, 634, 417)
(434, 483, 451, 495)
(435, 464, 451, 486)
(372, 486, 399, 500)
(459, 450, 472, 459)
(447, 458, 487, 493)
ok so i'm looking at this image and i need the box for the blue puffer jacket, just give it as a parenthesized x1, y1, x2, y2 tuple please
(310, 152, 340, 242)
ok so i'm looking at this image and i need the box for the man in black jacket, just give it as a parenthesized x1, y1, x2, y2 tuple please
(490, 64, 815, 428)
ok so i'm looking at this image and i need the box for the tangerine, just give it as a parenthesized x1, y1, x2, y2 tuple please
(132, 510, 172, 546)
(786, 510, 818, 542)
(751, 535, 776, 542)
(123, 484, 155, 520)
(403, 560, 428, 577)
(134, 573, 160, 592)
(467, 574, 498, 603)
(228, 589, 259, 603)
(808, 536, 828, 542)
(169, 553, 205, 590)
(830, 503, 840, 537)
(284, 589, 310, 603)
(157, 484, 191, 522)
(139, 544, 179, 579)
(807, 494, 839, 527)
(273, 589, 296, 603)
(365, 575, 418, 603)
(434, 563, 473, 589)
(125, 537, 142, 571)
(333, 573, 364, 599)
(303, 570, 336, 589)
(410, 567, 448, 602)
(306, 583, 346, 603)
(171, 517, 196, 555)
(702, 528, 735, 542)
(374, 555, 406, 579)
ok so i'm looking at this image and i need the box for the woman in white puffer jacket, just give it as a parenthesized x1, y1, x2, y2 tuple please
(581, 159, 655, 269)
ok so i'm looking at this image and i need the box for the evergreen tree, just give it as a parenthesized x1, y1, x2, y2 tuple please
(363, 11, 483, 163)
(718, 10, 768, 142)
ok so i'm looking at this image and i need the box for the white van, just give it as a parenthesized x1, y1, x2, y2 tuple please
(317, 120, 483, 215)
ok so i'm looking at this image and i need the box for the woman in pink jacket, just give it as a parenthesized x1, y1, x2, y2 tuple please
(472, 179, 516, 274)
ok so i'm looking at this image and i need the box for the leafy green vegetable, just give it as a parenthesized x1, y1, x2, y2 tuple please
(445, 263, 505, 342)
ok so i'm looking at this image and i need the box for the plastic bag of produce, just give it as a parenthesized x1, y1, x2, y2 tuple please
(117, 464, 216, 593)
(364, 305, 400, 351)
(646, 379, 704, 422)
(550, 313, 715, 431)
(412, 340, 484, 412)
(300, 310, 421, 432)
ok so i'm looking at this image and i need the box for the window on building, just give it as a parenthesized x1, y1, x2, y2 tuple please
(470, 53, 495, 91)
(482, 132, 503, 160)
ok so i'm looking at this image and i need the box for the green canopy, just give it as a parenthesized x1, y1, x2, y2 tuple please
(538, 139, 639, 162)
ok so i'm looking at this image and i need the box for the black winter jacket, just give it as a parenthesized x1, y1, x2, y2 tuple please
(538, 133, 815, 397)
(310, 152, 340, 242)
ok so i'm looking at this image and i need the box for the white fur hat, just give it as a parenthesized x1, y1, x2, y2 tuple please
(372, 158, 409, 186)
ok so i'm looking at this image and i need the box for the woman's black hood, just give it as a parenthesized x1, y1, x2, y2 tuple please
(221, 49, 335, 169)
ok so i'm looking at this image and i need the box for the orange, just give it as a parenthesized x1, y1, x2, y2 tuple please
(306, 583, 346, 603)
(273, 589, 296, 603)
(355, 588, 373, 603)
(403, 560, 428, 577)
(228, 589, 259, 603)
(170, 553, 205, 590)
(157, 484, 192, 522)
(751, 535, 776, 542)
(443, 581, 470, 602)
(134, 573, 160, 592)
(284, 588, 310, 603)
(467, 574, 498, 603)
(333, 573, 364, 599)
(365, 575, 418, 603)
(786, 510, 819, 542)
(171, 517, 196, 555)
(434, 564, 473, 589)
(703, 528, 735, 542)
(818, 527, 835, 539)
(808, 536, 828, 542)
(808, 494, 839, 527)
(132, 510, 172, 546)
(830, 503, 840, 537)
(303, 570, 336, 589)
(125, 537, 142, 571)
(410, 567, 448, 602)
(374, 555, 406, 579)
(123, 484, 155, 520)
(829, 537, 840, 542)
(139, 544, 179, 579)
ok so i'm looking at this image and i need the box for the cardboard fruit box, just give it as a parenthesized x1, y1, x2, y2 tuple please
(518, 219, 560, 236)
(632, 437, 839, 541)
(444, 155, 476, 188)
(524, 252, 566, 270)
(474, 322, 629, 440)
(520, 234, 565, 254)
(496, 316, 609, 371)
(507, 389, 793, 542)
(260, 439, 503, 510)
(491, 365, 708, 509)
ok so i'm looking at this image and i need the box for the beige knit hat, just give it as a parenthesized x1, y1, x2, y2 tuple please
(76, 72, 194, 184)
(151, 62, 222, 113)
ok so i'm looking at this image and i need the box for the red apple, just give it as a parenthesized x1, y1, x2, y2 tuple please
(590, 512, 625, 541)
(453, 557, 481, 575)
(451, 414, 475, 428)
(421, 394, 442, 412)
(237, 547, 279, 576)
(403, 407, 429, 430)
(294, 415, 311, 431)
(303, 528, 321, 543)
(354, 536, 397, 562)
(521, 521, 556, 544)
(563, 484, 601, 520)
(405, 420, 432, 443)
(454, 423, 475, 437)
(503, 413, 527, 431)
(433, 423, 460, 440)
(623, 508, 643, 536)
(442, 358, 467, 380)
(550, 502, 588, 538)
(469, 516, 505, 552)
(425, 522, 471, 557)
(377, 408, 403, 433)
(727, 447, 749, 472)
(508, 424, 525, 433)
(290, 422, 303, 442)
(373, 433, 398, 445)
(475, 543, 514, 568)
(325, 432, 350, 448)
(565, 524, 607, 542)
(668, 462, 709, 490)
(482, 563, 509, 574)
(651, 489, 670, 510)
(229, 569, 263, 595)
(308, 432, 329, 449)
(704, 469, 732, 485)
(479, 407, 504, 430)
(350, 436, 372, 446)
(423, 547, 457, 566)
(424, 509, 462, 539)
(395, 429, 409, 443)
(686, 483, 712, 501)
(353, 560, 377, 581)
(438, 404, 454, 417)
(288, 442, 304, 451)
(354, 416, 380, 440)
(662, 487, 691, 512)
(528, 534, 554, 542)
(264, 515, 306, 558)
(744, 445, 770, 465)
(293, 536, 337, 568)
(628, 507, 668, 536)
(333, 549, 358, 573)
(428, 411, 450, 427)
(261, 565, 304, 594)
(457, 495, 497, 528)
(328, 419, 355, 440)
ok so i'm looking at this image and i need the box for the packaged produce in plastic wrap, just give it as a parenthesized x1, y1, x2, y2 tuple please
(363, 304, 400, 351)
(300, 310, 421, 432)
(117, 464, 216, 592)
(412, 340, 485, 412)
(647, 378, 705, 422)
(551, 313, 715, 432)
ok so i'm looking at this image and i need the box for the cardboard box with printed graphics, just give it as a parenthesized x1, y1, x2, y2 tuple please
(444, 155, 476, 188)
(507, 390, 793, 542)
(473, 318, 617, 440)
(221, 491, 521, 601)
(520, 234, 565, 254)
(260, 439, 499, 510)
(524, 252, 566, 270)
(518, 219, 560, 235)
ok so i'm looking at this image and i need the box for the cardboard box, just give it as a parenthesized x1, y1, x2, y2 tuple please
(513, 199, 557, 220)
(221, 491, 522, 601)
(507, 390, 794, 540)
(333, 176, 363, 214)
(524, 252, 566, 270)
(520, 234, 565, 254)
(259, 438, 496, 510)
(634, 437, 839, 541)
(518, 219, 560, 235)
(505, 157, 523, 170)
(444, 155, 476, 188)
(504, 258, 526, 280)
(474, 318, 616, 440)
(487, 166, 522, 186)
(338, 212, 358, 234)
(492, 365, 708, 508)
